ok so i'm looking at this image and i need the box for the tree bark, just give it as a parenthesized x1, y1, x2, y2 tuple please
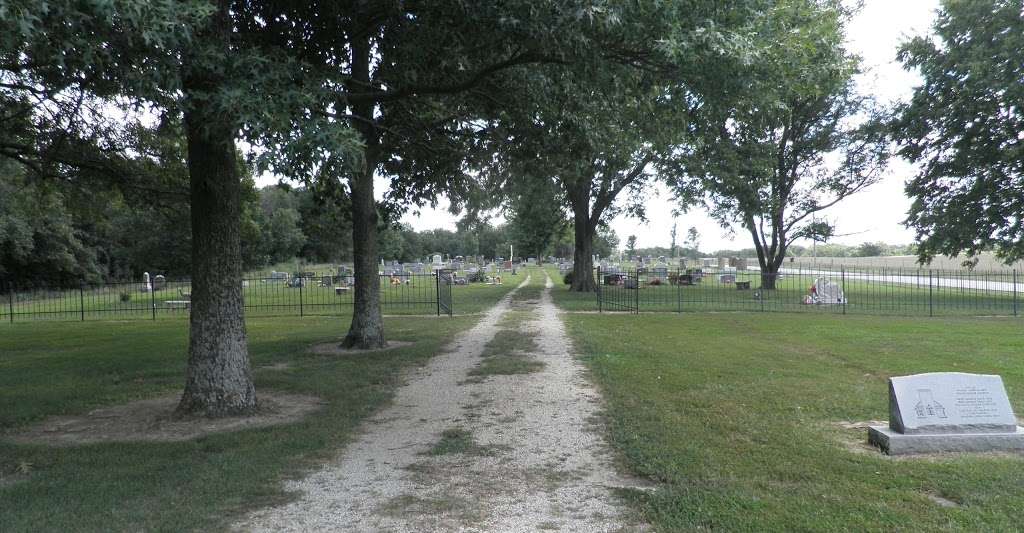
(343, 165, 386, 348)
(342, 32, 386, 349)
(176, 5, 256, 416)
(570, 201, 597, 292)
(760, 267, 778, 290)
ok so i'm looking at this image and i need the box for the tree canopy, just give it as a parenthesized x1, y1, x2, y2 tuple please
(894, 0, 1024, 265)
(670, 0, 889, 286)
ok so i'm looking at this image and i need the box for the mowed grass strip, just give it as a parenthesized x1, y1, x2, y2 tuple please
(564, 312, 1024, 531)
(465, 328, 544, 382)
(0, 314, 474, 532)
(425, 426, 498, 457)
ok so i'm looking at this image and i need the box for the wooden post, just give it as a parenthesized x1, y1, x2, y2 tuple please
(79, 281, 85, 321)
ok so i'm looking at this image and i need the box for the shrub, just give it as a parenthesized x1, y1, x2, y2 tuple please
(563, 271, 575, 285)
(467, 270, 486, 283)
(649, 278, 662, 286)
(119, 291, 132, 302)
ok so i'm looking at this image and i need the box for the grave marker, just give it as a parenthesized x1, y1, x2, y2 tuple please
(869, 373, 1024, 455)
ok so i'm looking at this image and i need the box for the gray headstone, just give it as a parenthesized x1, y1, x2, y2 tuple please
(869, 372, 1024, 455)
(888, 373, 1017, 434)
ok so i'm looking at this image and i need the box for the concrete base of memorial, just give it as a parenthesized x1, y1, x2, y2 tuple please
(869, 425, 1024, 455)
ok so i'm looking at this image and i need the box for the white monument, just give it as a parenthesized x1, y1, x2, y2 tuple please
(869, 373, 1024, 455)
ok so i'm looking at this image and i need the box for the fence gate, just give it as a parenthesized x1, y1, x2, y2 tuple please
(596, 267, 639, 314)
(437, 269, 454, 316)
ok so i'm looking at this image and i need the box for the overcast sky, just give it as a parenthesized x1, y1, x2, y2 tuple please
(262, 0, 942, 252)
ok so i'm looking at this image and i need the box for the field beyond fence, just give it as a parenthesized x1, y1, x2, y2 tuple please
(578, 265, 1024, 318)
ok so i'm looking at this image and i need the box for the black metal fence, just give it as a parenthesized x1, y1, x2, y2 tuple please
(595, 266, 1024, 317)
(438, 269, 454, 315)
(0, 271, 452, 322)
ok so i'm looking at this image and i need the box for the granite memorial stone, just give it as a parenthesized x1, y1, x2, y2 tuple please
(868, 372, 1024, 455)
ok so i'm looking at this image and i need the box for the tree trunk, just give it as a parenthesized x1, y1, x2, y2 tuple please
(176, 85, 256, 418)
(342, 32, 386, 349)
(343, 166, 386, 349)
(571, 214, 597, 292)
(760, 266, 778, 290)
(758, 248, 788, 290)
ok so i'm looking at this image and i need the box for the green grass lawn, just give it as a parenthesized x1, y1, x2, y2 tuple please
(0, 314, 476, 531)
(564, 311, 1024, 531)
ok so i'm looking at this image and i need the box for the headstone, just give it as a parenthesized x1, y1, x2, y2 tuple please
(718, 257, 728, 269)
(868, 373, 1024, 455)
(142, 272, 152, 292)
(432, 254, 443, 265)
(153, 274, 166, 291)
(719, 273, 735, 284)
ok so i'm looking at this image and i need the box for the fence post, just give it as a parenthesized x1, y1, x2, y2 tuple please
(151, 281, 156, 320)
(596, 266, 602, 313)
(635, 270, 640, 315)
(928, 269, 934, 317)
(298, 277, 304, 317)
(759, 271, 765, 313)
(1014, 269, 1018, 317)
(79, 281, 85, 321)
(436, 272, 441, 316)
(841, 267, 846, 315)
(7, 280, 13, 323)
(677, 269, 682, 313)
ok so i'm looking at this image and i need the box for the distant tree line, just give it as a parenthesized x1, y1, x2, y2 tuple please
(1, 165, 624, 288)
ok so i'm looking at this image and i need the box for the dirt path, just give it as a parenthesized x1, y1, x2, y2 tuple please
(238, 273, 647, 532)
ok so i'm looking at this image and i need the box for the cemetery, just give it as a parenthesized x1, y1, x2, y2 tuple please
(4, 0, 1024, 531)
(0, 258, 525, 321)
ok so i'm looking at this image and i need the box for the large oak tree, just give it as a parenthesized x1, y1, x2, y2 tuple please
(2, 0, 358, 416)
(247, 1, 642, 345)
(671, 0, 888, 288)
(894, 0, 1024, 264)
